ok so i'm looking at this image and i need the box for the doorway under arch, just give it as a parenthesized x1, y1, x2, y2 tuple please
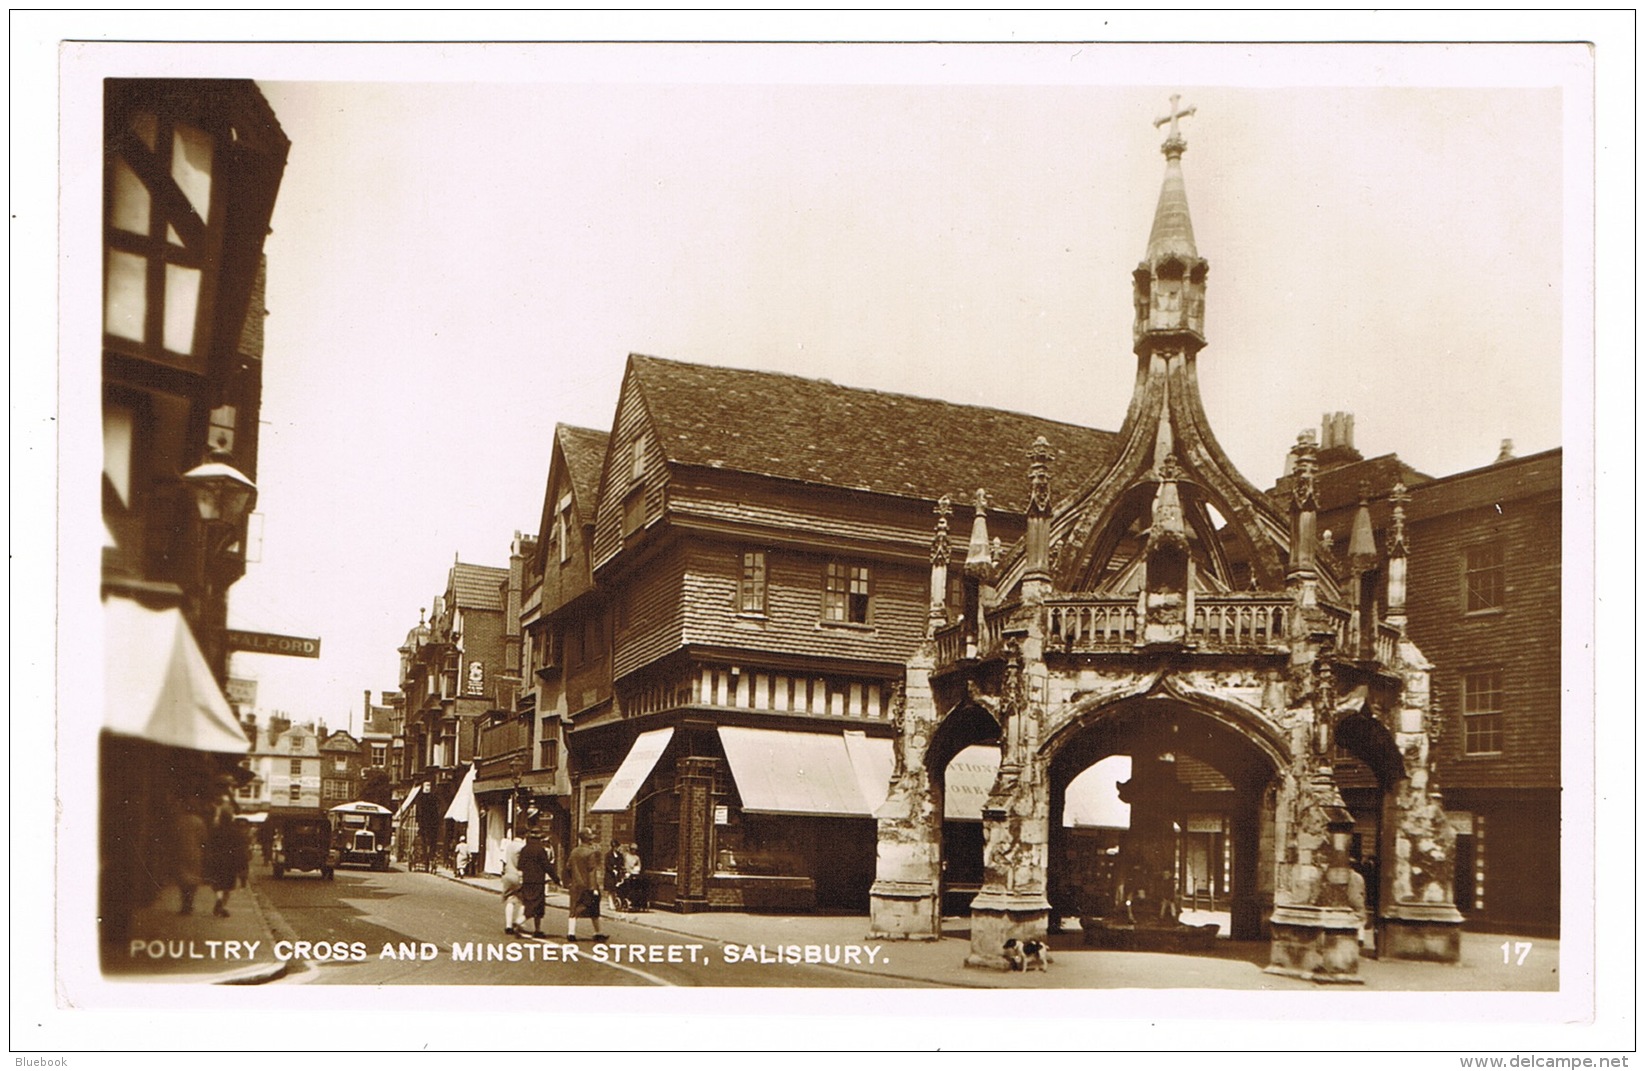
(925, 702, 1000, 916)
(1044, 695, 1287, 942)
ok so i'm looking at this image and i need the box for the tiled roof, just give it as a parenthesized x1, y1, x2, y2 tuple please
(448, 561, 509, 610)
(557, 424, 611, 514)
(1268, 453, 1432, 516)
(1405, 448, 1561, 519)
(628, 355, 1118, 513)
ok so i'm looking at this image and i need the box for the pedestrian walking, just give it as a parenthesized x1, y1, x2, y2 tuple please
(203, 796, 247, 918)
(499, 830, 525, 936)
(517, 825, 552, 938)
(171, 800, 209, 916)
(566, 828, 607, 943)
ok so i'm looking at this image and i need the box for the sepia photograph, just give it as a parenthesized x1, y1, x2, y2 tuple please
(17, 13, 1631, 1058)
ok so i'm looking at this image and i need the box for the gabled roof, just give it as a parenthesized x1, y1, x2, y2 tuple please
(627, 355, 1118, 513)
(448, 561, 509, 611)
(320, 731, 360, 751)
(558, 425, 611, 514)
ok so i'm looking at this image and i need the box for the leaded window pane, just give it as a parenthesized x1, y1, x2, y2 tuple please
(104, 248, 148, 341)
(171, 123, 214, 220)
(111, 158, 150, 235)
(163, 263, 202, 354)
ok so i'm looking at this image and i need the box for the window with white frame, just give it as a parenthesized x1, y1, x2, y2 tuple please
(824, 562, 871, 624)
(1462, 670, 1505, 754)
(739, 551, 767, 614)
(1463, 542, 1505, 613)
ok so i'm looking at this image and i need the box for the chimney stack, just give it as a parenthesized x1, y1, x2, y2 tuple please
(1317, 412, 1362, 468)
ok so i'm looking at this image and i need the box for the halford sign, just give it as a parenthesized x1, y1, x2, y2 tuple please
(224, 629, 322, 658)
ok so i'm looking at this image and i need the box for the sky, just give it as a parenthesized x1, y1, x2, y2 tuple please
(66, 41, 1586, 734)
(212, 47, 1584, 732)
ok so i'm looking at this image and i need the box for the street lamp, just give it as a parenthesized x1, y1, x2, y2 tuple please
(182, 453, 258, 529)
(509, 753, 526, 836)
(181, 452, 258, 683)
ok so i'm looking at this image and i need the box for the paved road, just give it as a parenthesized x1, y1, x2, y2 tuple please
(256, 865, 929, 987)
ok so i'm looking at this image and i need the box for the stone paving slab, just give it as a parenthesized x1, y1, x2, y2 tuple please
(99, 879, 288, 985)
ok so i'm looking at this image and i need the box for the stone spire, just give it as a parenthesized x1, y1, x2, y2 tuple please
(1146, 94, 1199, 262)
(1133, 93, 1209, 356)
(1347, 482, 1378, 570)
(965, 489, 993, 579)
(1287, 431, 1320, 577)
(928, 494, 953, 631)
(1347, 483, 1379, 659)
(1022, 439, 1054, 596)
(1386, 481, 1411, 630)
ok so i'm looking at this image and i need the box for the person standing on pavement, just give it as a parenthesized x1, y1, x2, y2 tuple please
(606, 841, 626, 907)
(566, 828, 607, 943)
(619, 843, 646, 912)
(517, 825, 551, 938)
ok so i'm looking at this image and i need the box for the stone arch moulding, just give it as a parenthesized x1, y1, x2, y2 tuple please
(1043, 670, 1293, 782)
(925, 699, 1003, 779)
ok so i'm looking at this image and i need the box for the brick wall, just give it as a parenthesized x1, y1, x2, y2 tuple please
(1406, 488, 1561, 789)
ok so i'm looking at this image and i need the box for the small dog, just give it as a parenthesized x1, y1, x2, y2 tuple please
(1002, 938, 1052, 972)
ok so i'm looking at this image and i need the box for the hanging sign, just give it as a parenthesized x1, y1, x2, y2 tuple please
(225, 629, 322, 658)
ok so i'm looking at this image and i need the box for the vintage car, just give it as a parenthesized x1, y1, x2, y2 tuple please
(271, 813, 337, 879)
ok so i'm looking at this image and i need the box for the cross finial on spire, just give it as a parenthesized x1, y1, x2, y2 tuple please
(1154, 93, 1196, 148)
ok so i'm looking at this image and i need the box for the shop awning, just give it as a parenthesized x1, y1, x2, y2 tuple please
(445, 765, 482, 852)
(718, 726, 892, 818)
(843, 731, 894, 815)
(103, 596, 249, 753)
(394, 784, 422, 821)
(589, 728, 675, 813)
(937, 747, 1131, 827)
(444, 764, 478, 823)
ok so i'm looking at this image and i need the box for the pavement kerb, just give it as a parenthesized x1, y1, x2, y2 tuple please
(220, 876, 292, 985)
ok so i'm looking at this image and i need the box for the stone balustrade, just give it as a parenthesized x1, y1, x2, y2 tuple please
(1375, 622, 1401, 666)
(1188, 595, 1291, 647)
(1045, 596, 1141, 649)
(928, 592, 1372, 671)
(932, 621, 966, 667)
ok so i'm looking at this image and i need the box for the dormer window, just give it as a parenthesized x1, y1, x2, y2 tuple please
(824, 562, 871, 625)
(739, 551, 767, 614)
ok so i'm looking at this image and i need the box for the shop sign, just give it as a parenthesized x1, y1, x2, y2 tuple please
(225, 629, 322, 658)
